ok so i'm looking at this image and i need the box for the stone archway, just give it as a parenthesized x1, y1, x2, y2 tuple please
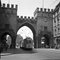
(17, 23, 36, 48)
(1, 32, 12, 48)
(43, 34, 50, 48)
(38, 31, 53, 48)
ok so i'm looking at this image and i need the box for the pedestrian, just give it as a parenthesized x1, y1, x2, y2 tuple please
(5, 43, 9, 51)
(0, 44, 1, 59)
(0, 42, 3, 59)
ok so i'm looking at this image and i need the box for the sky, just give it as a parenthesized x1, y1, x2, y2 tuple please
(17, 26, 33, 39)
(1, 0, 60, 39)
(1, 0, 60, 17)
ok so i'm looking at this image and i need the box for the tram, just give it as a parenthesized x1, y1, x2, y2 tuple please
(20, 37, 34, 50)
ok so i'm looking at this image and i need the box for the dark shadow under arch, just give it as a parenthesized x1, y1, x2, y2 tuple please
(17, 23, 36, 48)
(1, 32, 13, 48)
(1, 32, 12, 40)
(43, 34, 50, 48)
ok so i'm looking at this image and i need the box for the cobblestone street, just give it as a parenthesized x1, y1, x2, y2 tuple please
(0, 48, 60, 60)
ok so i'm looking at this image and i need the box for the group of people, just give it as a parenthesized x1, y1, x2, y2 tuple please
(0, 42, 9, 52)
(0, 41, 9, 59)
(0, 37, 9, 52)
(0, 42, 3, 53)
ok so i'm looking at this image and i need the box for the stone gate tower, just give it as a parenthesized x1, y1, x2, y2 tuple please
(34, 8, 53, 48)
(0, 0, 18, 48)
(0, 0, 54, 48)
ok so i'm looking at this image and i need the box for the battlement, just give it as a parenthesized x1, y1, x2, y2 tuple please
(17, 16, 34, 20)
(2, 3, 18, 10)
(35, 7, 53, 13)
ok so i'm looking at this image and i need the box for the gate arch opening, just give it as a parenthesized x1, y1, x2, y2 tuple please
(43, 34, 50, 48)
(17, 26, 33, 39)
(1, 32, 12, 48)
(17, 23, 36, 48)
(16, 26, 33, 48)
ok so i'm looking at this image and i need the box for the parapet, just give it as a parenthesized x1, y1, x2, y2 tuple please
(20, 16, 23, 18)
(18, 16, 35, 20)
(17, 16, 36, 23)
(2, 3, 18, 10)
(31, 17, 34, 19)
(24, 16, 27, 19)
(35, 7, 39, 12)
(34, 7, 54, 13)
(28, 16, 30, 19)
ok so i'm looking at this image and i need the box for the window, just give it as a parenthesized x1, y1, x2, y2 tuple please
(59, 8, 60, 12)
(55, 29, 56, 32)
(57, 18, 59, 21)
(5, 24, 10, 29)
(58, 28, 60, 32)
(54, 19, 56, 23)
(44, 26, 47, 31)
(55, 12, 57, 16)
(57, 17, 60, 26)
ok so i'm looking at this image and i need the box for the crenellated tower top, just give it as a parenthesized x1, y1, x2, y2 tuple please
(0, 1, 18, 16)
(34, 7, 54, 18)
(34, 8, 53, 14)
(17, 16, 37, 24)
(17, 16, 35, 20)
(2, 3, 18, 10)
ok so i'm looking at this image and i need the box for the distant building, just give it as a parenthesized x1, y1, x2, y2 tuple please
(16, 34, 23, 48)
(53, 2, 60, 48)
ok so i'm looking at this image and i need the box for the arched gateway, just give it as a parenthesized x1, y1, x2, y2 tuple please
(0, 1, 54, 49)
(17, 16, 37, 48)
(0, 30, 16, 48)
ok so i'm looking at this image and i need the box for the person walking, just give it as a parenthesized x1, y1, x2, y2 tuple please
(0, 42, 3, 59)
(0, 43, 1, 59)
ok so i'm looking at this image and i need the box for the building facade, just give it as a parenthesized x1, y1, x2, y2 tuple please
(53, 2, 60, 48)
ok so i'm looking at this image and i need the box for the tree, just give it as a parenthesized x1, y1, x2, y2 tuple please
(16, 34, 23, 48)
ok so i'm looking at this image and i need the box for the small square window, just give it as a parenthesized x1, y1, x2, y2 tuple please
(5, 24, 9, 29)
(55, 29, 56, 32)
(44, 26, 47, 31)
(54, 19, 56, 23)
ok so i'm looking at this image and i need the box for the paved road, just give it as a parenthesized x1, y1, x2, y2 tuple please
(1, 48, 60, 60)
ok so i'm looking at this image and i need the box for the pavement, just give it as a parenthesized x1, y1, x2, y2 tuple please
(0, 48, 60, 60)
